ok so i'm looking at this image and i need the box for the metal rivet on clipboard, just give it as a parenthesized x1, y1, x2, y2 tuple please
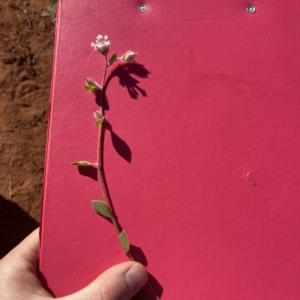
(246, 5, 256, 14)
(138, 3, 148, 12)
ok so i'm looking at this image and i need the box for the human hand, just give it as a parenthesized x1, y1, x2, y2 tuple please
(0, 228, 148, 299)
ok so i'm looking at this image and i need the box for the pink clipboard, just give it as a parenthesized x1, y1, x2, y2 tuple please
(39, 1, 300, 299)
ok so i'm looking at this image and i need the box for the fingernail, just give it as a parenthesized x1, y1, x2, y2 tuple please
(125, 264, 148, 293)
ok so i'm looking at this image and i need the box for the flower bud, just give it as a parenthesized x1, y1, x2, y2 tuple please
(94, 110, 103, 119)
(84, 78, 102, 92)
(120, 50, 137, 62)
(91, 35, 110, 56)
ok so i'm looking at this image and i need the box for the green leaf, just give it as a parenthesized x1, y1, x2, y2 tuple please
(84, 85, 97, 92)
(71, 161, 94, 167)
(109, 53, 117, 66)
(92, 201, 112, 218)
(96, 118, 104, 127)
(118, 230, 130, 254)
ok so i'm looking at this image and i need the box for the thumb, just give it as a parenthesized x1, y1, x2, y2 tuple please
(61, 262, 148, 300)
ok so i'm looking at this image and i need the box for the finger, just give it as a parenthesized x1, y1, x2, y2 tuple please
(0, 228, 52, 299)
(61, 262, 148, 300)
(2, 228, 39, 273)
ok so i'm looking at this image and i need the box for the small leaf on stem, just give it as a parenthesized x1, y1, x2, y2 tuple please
(109, 53, 117, 66)
(96, 118, 104, 127)
(118, 230, 130, 254)
(71, 161, 94, 167)
(92, 200, 112, 218)
(84, 85, 97, 93)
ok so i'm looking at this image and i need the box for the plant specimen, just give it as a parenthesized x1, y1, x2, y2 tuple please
(71, 35, 160, 300)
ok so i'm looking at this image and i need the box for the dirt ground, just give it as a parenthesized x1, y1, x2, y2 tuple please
(0, 0, 55, 257)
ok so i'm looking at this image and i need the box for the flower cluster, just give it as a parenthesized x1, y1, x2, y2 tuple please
(91, 35, 110, 56)
(91, 34, 137, 63)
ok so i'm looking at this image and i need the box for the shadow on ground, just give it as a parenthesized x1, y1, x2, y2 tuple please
(0, 194, 39, 258)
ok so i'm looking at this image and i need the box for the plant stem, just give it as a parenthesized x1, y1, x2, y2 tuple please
(147, 282, 161, 300)
(97, 55, 118, 229)
(96, 56, 161, 300)
(100, 55, 108, 115)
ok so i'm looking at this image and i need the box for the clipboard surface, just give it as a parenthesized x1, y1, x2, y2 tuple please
(39, 1, 300, 299)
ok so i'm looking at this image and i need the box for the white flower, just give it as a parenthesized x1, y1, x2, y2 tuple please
(91, 35, 110, 56)
(120, 50, 137, 62)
